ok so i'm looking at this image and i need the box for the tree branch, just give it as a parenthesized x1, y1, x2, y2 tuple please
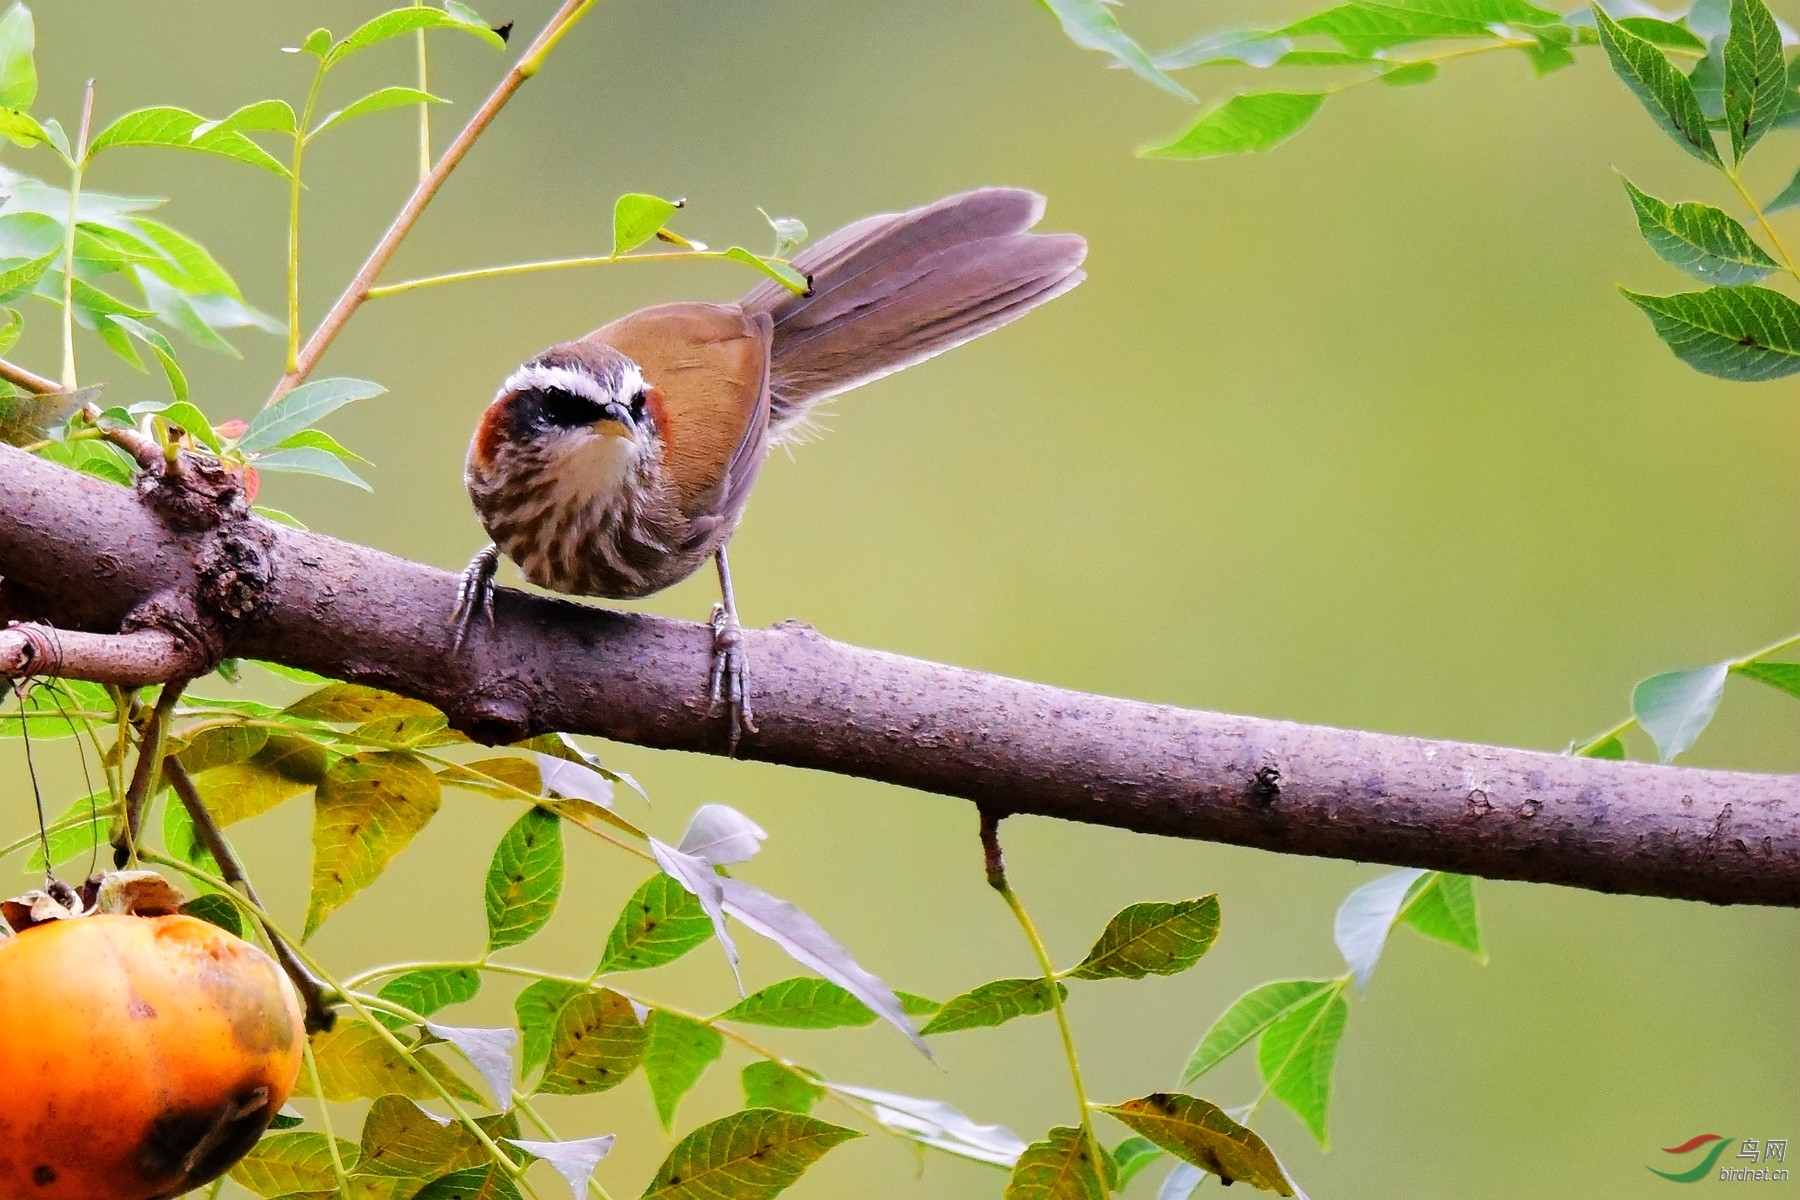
(0, 444, 1794, 907)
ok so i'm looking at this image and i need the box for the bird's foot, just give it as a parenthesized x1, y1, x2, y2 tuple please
(708, 601, 757, 755)
(451, 543, 501, 651)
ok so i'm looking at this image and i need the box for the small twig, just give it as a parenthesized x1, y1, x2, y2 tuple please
(112, 678, 185, 867)
(0, 625, 208, 688)
(366, 249, 787, 299)
(265, 0, 598, 405)
(80, 402, 164, 472)
(0, 358, 60, 395)
(166, 756, 338, 1033)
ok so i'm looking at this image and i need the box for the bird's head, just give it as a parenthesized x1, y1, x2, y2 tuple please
(468, 343, 663, 502)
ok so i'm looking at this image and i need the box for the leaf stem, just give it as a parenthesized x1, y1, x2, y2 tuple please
(302, 1039, 354, 1197)
(265, 0, 599, 406)
(0, 357, 60, 394)
(60, 80, 95, 391)
(1724, 165, 1800, 285)
(365, 249, 770, 299)
(287, 64, 327, 374)
(415, 0, 432, 182)
(979, 810, 1110, 1195)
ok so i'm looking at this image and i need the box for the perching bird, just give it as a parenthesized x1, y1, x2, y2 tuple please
(458, 187, 1087, 749)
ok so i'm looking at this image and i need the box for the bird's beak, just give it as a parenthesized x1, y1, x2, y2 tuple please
(594, 402, 635, 440)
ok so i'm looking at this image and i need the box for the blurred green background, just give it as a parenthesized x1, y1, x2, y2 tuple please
(10, 2, 1797, 1197)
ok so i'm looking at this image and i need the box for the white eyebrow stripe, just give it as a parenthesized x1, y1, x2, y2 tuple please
(500, 363, 611, 404)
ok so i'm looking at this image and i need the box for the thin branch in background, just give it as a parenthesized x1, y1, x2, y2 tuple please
(59, 80, 95, 390)
(112, 677, 185, 867)
(0, 357, 60, 394)
(365, 248, 785, 299)
(165, 756, 338, 1033)
(265, 0, 599, 406)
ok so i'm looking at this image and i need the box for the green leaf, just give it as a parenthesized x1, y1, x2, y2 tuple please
(295, 28, 333, 57)
(741, 1061, 824, 1114)
(1380, 61, 1438, 86)
(175, 725, 268, 773)
(305, 750, 442, 937)
(1576, 733, 1627, 759)
(0, 4, 36, 110)
(358, 1094, 517, 1178)
(1035, 0, 1194, 100)
(254, 445, 373, 489)
(1278, 2, 1555, 54)
(1632, 660, 1730, 761)
(1592, 7, 1721, 166)
(641, 1109, 860, 1200)
(0, 679, 110, 738)
(597, 871, 717, 974)
(286, 683, 436, 723)
(376, 966, 482, 1030)
(1097, 1094, 1293, 1194)
(1621, 179, 1777, 284)
(128, 216, 243, 297)
(109, 317, 189, 402)
(37, 437, 134, 485)
(1183, 979, 1338, 1082)
(25, 791, 113, 871)
(307, 1019, 477, 1102)
(1736, 658, 1800, 698)
(180, 892, 242, 936)
(1616, 16, 1708, 53)
(922, 977, 1065, 1035)
(240, 376, 385, 451)
(1257, 985, 1350, 1145)
(643, 1009, 724, 1129)
(198, 99, 297, 138)
(1334, 868, 1427, 990)
(1142, 92, 1325, 160)
(723, 245, 809, 294)
(758, 208, 808, 258)
(1722, 0, 1784, 160)
(1770, 163, 1800, 213)
(1399, 871, 1486, 959)
(1068, 896, 1221, 979)
(1005, 1125, 1108, 1200)
(537, 987, 646, 1095)
(1622, 285, 1800, 380)
(485, 807, 563, 951)
(0, 248, 57, 303)
(718, 977, 882, 1029)
(229, 1131, 360, 1196)
(612, 193, 682, 256)
(85, 106, 291, 175)
(311, 87, 447, 140)
(515, 978, 582, 1077)
(413, 1166, 523, 1200)
(0, 106, 53, 152)
(328, 6, 506, 64)
(1110, 1137, 1163, 1189)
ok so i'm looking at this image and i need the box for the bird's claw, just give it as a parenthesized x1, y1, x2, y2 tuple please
(452, 544, 501, 652)
(708, 601, 757, 755)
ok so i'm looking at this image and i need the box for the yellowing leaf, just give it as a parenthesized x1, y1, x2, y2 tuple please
(640, 1109, 860, 1200)
(306, 751, 441, 936)
(537, 988, 646, 1095)
(1097, 1094, 1293, 1194)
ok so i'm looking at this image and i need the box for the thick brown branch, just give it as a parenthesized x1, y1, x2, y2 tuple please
(0, 444, 1795, 906)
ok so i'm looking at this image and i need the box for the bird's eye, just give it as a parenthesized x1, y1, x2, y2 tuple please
(533, 386, 605, 429)
(628, 390, 648, 424)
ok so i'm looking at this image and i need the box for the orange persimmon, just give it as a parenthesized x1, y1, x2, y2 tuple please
(0, 913, 305, 1200)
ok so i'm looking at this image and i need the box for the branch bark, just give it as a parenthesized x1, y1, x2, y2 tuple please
(0, 444, 1794, 907)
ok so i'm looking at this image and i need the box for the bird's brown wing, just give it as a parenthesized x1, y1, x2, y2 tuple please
(587, 302, 773, 525)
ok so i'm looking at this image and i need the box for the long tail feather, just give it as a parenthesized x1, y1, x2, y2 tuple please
(740, 187, 1086, 435)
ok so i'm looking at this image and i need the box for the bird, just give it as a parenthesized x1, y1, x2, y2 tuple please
(458, 187, 1087, 751)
